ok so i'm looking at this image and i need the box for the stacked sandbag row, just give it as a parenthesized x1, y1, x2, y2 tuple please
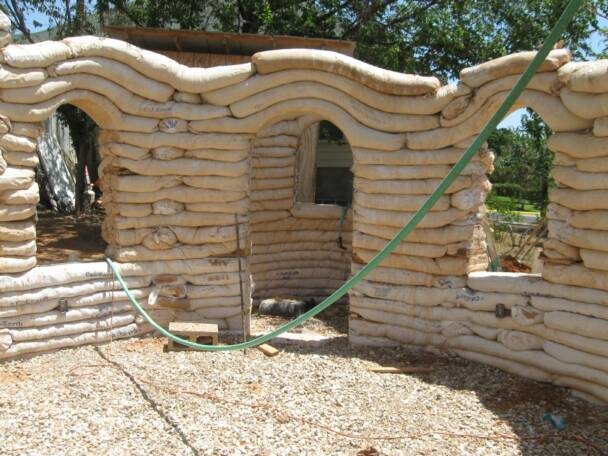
(0, 258, 250, 359)
(0, 32, 260, 275)
(0, 18, 255, 346)
(97, 130, 251, 263)
(540, 60, 608, 291)
(0, 122, 40, 273)
(247, 118, 352, 303)
(350, 270, 608, 403)
(350, 50, 608, 404)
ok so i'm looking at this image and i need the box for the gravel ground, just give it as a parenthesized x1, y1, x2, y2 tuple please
(1, 326, 607, 456)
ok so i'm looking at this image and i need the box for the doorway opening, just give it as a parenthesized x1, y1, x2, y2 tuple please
(35, 105, 105, 264)
(249, 118, 353, 337)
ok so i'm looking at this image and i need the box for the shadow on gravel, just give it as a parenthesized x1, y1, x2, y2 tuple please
(271, 337, 608, 456)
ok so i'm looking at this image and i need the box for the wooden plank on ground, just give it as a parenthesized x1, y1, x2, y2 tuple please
(257, 343, 280, 357)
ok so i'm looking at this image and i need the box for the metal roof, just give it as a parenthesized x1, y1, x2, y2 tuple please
(102, 26, 356, 57)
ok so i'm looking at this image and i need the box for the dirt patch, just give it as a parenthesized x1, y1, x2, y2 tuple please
(500, 255, 532, 273)
(36, 208, 106, 264)
(0, 368, 29, 384)
(252, 299, 349, 336)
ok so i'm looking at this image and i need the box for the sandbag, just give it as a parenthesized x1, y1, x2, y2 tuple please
(354, 192, 449, 212)
(63, 36, 255, 93)
(12, 122, 42, 138)
(0, 90, 158, 132)
(0, 133, 37, 153)
(205, 69, 466, 114)
(544, 341, 608, 374)
(558, 60, 608, 93)
(352, 263, 466, 289)
(353, 281, 527, 311)
(0, 184, 39, 205)
(548, 132, 608, 159)
(250, 188, 293, 202)
(158, 118, 188, 133)
(559, 87, 608, 119)
(230, 81, 439, 132)
(548, 220, 608, 252)
(569, 209, 608, 230)
(407, 90, 591, 150)
(353, 162, 489, 180)
(497, 330, 544, 351)
(184, 148, 248, 162)
(253, 230, 347, 246)
(552, 166, 608, 190)
(252, 49, 440, 96)
(0, 322, 144, 360)
(532, 295, 608, 321)
(545, 310, 608, 341)
(113, 157, 248, 177)
(0, 220, 35, 242)
(354, 176, 471, 195)
(2, 41, 72, 68)
(0, 239, 36, 256)
(510, 305, 544, 326)
(0, 204, 35, 221)
(174, 91, 201, 104)
(355, 206, 468, 229)
(186, 199, 249, 214)
(450, 181, 491, 211)
(353, 232, 446, 258)
(0, 256, 36, 273)
(454, 349, 551, 383)
(254, 136, 298, 148)
(352, 147, 488, 166)
(101, 142, 149, 160)
(448, 335, 608, 388)
(543, 238, 580, 260)
(9, 313, 135, 342)
(51, 56, 174, 102)
(109, 242, 237, 261)
(100, 130, 252, 150)
(110, 185, 246, 204)
(576, 157, 608, 173)
(152, 200, 184, 216)
(4, 150, 39, 167)
(580, 248, 608, 272)
(552, 188, 608, 210)
(355, 222, 478, 245)
(593, 117, 608, 137)
(459, 49, 570, 87)
(191, 98, 406, 151)
(0, 65, 47, 88)
(543, 263, 608, 292)
(441, 72, 561, 126)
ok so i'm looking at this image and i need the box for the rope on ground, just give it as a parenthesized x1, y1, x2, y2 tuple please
(68, 358, 605, 454)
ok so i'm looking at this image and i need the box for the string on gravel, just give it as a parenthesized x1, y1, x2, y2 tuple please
(69, 355, 604, 454)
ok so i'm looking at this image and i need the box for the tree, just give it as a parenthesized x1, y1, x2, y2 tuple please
(97, 0, 607, 79)
(3, 0, 100, 213)
(6, 0, 607, 215)
(488, 111, 553, 216)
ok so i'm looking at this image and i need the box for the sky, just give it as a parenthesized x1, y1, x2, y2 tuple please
(21, 5, 608, 130)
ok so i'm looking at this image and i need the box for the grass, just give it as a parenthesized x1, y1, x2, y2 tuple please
(486, 194, 540, 217)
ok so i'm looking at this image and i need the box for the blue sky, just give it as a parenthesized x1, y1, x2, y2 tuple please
(22, 6, 608, 129)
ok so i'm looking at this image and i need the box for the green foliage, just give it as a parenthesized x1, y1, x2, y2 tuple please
(488, 111, 553, 215)
(96, 0, 607, 80)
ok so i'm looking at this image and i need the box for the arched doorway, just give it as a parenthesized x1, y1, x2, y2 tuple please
(249, 116, 353, 335)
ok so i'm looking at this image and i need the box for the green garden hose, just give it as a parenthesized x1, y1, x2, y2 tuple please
(105, 0, 583, 351)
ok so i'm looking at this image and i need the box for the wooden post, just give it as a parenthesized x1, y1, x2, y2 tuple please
(296, 123, 320, 203)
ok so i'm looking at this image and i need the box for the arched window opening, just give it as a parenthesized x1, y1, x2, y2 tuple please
(486, 109, 551, 273)
(36, 105, 105, 264)
(296, 120, 353, 207)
